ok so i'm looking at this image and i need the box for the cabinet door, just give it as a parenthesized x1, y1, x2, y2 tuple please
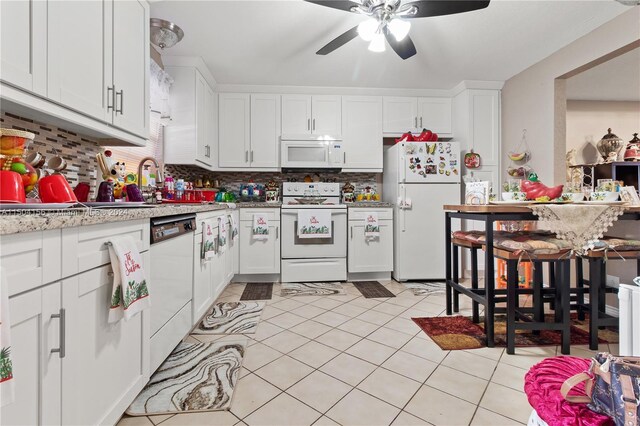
(62, 257, 150, 426)
(417, 97, 452, 134)
(281, 94, 312, 136)
(383, 97, 418, 133)
(224, 216, 235, 284)
(47, 0, 111, 122)
(250, 94, 281, 168)
(112, 0, 149, 138)
(3, 283, 62, 426)
(469, 89, 500, 167)
(218, 93, 251, 167)
(193, 237, 213, 323)
(239, 222, 280, 274)
(195, 73, 211, 166)
(342, 96, 383, 170)
(312, 95, 341, 136)
(0, 0, 46, 95)
(348, 221, 393, 273)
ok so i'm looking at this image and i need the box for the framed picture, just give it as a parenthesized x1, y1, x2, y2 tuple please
(465, 181, 490, 205)
(619, 186, 640, 205)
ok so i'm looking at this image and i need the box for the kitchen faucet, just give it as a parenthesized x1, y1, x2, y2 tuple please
(137, 157, 163, 188)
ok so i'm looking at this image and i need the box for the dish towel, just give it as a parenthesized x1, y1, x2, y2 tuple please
(108, 236, 150, 323)
(0, 268, 14, 407)
(218, 216, 227, 253)
(364, 212, 380, 239)
(228, 214, 238, 240)
(298, 209, 332, 239)
(253, 214, 269, 240)
(201, 219, 217, 260)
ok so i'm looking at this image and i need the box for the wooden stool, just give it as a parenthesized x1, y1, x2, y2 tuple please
(494, 249, 574, 355)
(450, 237, 481, 324)
(577, 250, 640, 350)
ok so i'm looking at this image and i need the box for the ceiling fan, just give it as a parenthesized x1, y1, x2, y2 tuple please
(306, 0, 490, 59)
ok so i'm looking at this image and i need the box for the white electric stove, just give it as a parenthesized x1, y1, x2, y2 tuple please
(280, 182, 347, 282)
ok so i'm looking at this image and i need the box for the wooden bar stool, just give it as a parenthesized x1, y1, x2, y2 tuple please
(450, 237, 481, 324)
(494, 248, 574, 355)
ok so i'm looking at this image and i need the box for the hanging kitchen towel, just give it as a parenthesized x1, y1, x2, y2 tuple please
(107, 236, 150, 323)
(364, 212, 380, 239)
(253, 214, 269, 240)
(218, 216, 227, 253)
(228, 214, 238, 240)
(0, 268, 15, 407)
(298, 209, 332, 239)
(202, 219, 217, 260)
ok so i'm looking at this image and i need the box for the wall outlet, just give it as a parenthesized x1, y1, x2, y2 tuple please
(607, 274, 620, 288)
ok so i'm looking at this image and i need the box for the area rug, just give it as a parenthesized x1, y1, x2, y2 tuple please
(193, 301, 265, 335)
(127, 340, 245, 415)
(281, 282, 346, 297)
(240, 282, 273, 301)
(412, 315, 618, 350)
(403, 282, 447, 296)
(353, 281, 396, 298)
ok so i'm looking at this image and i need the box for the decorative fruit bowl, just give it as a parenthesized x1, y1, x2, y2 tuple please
(0, 128, 39, 194)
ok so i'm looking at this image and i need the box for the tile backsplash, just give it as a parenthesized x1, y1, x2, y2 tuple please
(1, 112, 381, 199)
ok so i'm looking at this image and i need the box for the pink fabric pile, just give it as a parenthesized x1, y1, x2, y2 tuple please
(525, 356, 613, 426)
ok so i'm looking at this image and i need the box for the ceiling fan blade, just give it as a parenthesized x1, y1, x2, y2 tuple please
(400, 0, 490, 18)
(304, 0, 362, 12)
(384, 27, 417, 60)
(316, 26, 359, 55)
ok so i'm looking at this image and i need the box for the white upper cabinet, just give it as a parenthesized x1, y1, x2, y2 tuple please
(218, 93, 280, 170)
(112, 0, 149, 138)
(282, 94, 341, 137)
(312, 95, 341, 136)
(468, 90, 500, 166)
(383, 96, 452, 136)
(0, 0, 46, 95)
(417, 97, 452, 135)
(164, 66, 216, 169)
(342, 96, 383, 171)
(47, 0, 110, 122)
(218, 93, 251, 167)
(281, 95, 312, 135)
(250, 94, 281, 168)
(383, 96, 418, 134)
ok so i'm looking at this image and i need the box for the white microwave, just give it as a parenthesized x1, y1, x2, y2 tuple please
(281, 138, 344, 171)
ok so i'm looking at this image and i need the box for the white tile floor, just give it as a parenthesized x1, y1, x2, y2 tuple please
(118, 280, 618, 426)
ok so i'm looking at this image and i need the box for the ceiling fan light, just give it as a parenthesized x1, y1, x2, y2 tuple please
(388, 19, 410, 42)
(368, 32, 386, 52)
(357, 18, 378, 42)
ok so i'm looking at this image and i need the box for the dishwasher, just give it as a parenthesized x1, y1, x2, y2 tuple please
(149, 213, 196, 372)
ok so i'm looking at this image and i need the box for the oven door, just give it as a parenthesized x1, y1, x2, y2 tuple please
(281, 209, 347, 258)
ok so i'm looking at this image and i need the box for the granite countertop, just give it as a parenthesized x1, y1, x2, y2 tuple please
(0, 203, 230, 236)
(236, 202, 282, 208)
(346, 202, 394, 208)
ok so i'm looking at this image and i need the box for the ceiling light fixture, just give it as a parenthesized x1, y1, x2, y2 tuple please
(388, 19, 411, 42)
(368, 32, 386, 52)
(150, 18, 184, 50)
(357, 18, 379, 41)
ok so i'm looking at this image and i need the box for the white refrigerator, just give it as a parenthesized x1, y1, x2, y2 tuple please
(383, 142, 461, 281)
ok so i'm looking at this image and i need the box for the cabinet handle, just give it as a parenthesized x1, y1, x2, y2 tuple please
(414, 117, 417, 128)
(313, 118, 316, 131)
(245, 151, 249, 163)
(343, 152, 346, 164)
(307, 118, 310, 131)
(420, 117, 423, 128)
(275, 227, 279, 239)
(107, 86, 115, 112)
(350, 226, 353, 239)
(250, 150, 254, 163)
(115, 90, 124, 115)
(50, 308, 66, 358)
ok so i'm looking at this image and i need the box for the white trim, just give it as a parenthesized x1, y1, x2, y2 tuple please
(161, 56, 217, 89)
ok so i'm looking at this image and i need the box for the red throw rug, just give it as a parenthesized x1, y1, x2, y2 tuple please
(411, 315, 618, 351)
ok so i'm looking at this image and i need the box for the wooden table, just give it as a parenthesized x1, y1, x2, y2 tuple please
(443, 203, 640, 348)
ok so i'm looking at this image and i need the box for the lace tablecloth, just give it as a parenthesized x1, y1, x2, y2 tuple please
(530, 204, 627, 253)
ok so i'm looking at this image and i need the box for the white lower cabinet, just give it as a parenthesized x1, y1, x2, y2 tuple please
(348, 208, 394, 273)
(61, 256, 150, 426)
(239, 209, 280, 275)
(3, 282, 62, 426)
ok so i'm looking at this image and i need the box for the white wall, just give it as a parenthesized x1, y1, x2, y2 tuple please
(567, 100, 640, 164)
(501, 7, 640, 184)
